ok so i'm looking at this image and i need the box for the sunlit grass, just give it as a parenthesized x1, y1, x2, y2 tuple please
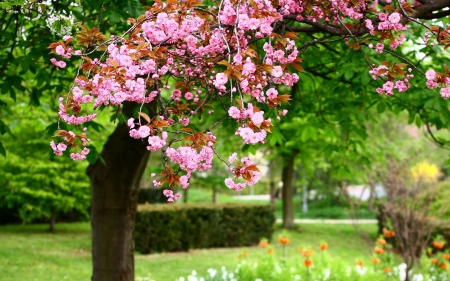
(0, 222, 377, 281)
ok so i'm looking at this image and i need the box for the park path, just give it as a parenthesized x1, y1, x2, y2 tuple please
(275, 219, 377, 224)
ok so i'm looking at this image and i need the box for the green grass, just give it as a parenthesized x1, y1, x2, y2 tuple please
(0, 222, 378, 281)
(186, 189, 377, 219)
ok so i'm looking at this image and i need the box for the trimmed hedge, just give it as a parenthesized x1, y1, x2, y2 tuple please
(134, 203, 275, 253)
(137, 187, 168, 204)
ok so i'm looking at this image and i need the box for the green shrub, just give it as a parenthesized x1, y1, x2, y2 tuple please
(134, 203, 275, 253)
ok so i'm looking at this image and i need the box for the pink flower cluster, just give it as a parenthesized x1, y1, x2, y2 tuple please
(50, 140, 67, 156)
(50, 58, 66, 68)
(425, 69, 450, 99)
(228, 104, 270, 144)
(70, 147, 90, 160)
(58, 102, 97, 125)
(370, 64, 412, 96)
(163, 189, 182, 202)
(225, 156, 260, 191)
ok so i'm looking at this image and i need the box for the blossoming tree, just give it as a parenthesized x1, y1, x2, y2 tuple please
(43, 0, 450, 280)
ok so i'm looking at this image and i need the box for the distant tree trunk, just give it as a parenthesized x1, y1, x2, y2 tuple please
(269, 160, 276, 208)
(87, 103, 153, 281)
(212, 187, 217, 203)
(183, 188, 188, 203)
(368, 176, 376, 212)
(49, 212, 56, 232)
(282, 152, 297, 229)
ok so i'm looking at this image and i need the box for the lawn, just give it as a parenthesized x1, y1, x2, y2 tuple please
(0, 222, 378, 281)
(187, 188, 377, 219)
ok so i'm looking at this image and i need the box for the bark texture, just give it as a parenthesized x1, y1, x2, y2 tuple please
(87, 107, 150, 281)
(282, 153, 296, 229)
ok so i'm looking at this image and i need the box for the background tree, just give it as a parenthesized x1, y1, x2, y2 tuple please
(2, 1, 450, 281)
(0, 100, 90, 231)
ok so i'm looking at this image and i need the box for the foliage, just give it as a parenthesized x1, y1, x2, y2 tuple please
(135, 203, 275, 254)
(42, 0, 450, 202)
(0, 101, 90, 225)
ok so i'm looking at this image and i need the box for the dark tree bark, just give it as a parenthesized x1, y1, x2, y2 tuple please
(282, 152, 297, 229)
(87, 104, 152, 281)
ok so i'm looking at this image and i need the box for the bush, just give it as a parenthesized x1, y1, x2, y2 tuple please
(137, 187, 168, 204)
(134, 203, 275, 253)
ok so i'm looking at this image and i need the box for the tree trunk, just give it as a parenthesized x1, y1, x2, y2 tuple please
(49, 212, 56, 232)
(87, 105, 152, 281)
(183, 188, 188, 203)
(212, 187, 217, 203)
(282, 153, 297, 229)
(269, 160, 276, 208)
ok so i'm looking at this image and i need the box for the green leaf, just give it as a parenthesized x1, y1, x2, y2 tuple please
(377, 101, 386, 113)
(0, 141, 5, 157)
(0, 2, 11, 9)
(344, 70, 354, 80)
(85, 121, 106, 132)
(268, 129, 285, 146)
(415, 117, 422, 128)
(86, 145, 98, 164)
(360, 73, 370, 85)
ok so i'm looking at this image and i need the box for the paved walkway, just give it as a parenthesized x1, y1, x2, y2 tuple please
(275, 219, 377, 224)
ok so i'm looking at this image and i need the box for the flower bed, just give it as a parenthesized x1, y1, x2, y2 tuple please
(172, 234, 450, 281)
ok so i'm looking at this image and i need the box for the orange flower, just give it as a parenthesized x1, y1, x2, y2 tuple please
(242, 251, 248, 257)
(279, 237, 290, 245)
(444, 254, 450, 260)
(319, 243, 328, 250)
(304, 259, 313, 267)
(377, 238, 387, 245)
(259, 241, 269, 248)
(267, 248, 274, 254)
(431, 258, 439, 264)
(298, 248, 305, 254)
(440, 262, 448, 270)
(355, 260, 364, 267)
(371, 258, 381, 265)
(432, 241, 445, 250)
(303, 249, 313, 257)
(382, 228, 395, 238)
(374, 247, 385, 254)
(383, 267, 391, 273)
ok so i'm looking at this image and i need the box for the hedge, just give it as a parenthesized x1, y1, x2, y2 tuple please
(134, 203, 275, 253)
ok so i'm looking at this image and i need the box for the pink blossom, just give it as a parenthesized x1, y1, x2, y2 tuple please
(56, 45, 65, 56)
(185, 92, 193, 100)
(388, 12, 401, 24)
(127, 118, 135, 129)
(375, 43, 384, 53)
(251, 111, 264, 126)
(163, 189, 173, 197)
(57, 143, 67, 151)
(138, 126, 151, 138)
(228, 152, 237, 163)
(271, 66, 283, 77)
(425, 69, 436, 80)
(266, 88, 278, 99)
(440, 88, 450, 99)
(228, 106, 241, 119)
(214, 73, 228, 87)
